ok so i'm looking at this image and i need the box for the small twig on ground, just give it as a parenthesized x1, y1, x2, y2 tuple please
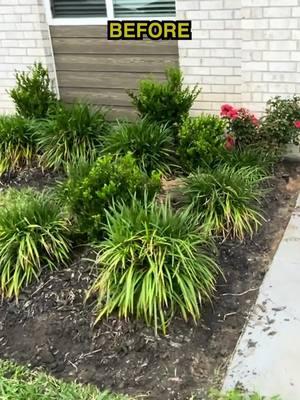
(222, 312, 238, 321)
(221, 287, 259, 297)
(31, 277, 54, 297)
(68, 360, 78, 371)
(77, 348, 103, 361)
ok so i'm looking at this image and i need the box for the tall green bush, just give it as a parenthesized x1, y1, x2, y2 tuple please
(60, 153, 161, 237)
(129, 68, 200, 131)
(88, 195, 220, 334)
(10, 62, 57, 119)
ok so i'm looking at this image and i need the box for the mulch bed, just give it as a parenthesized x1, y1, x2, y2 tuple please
(0, 162, 299, 400)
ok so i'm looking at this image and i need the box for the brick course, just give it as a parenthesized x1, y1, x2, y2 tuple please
(177, 0, 300, 115)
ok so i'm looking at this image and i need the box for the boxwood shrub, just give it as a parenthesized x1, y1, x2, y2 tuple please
(60, 153, 161, 237)
(178, 114, 227, 171)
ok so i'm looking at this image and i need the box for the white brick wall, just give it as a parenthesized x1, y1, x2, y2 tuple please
(177, 0, 300, 115)
(0, 0, 56, 114)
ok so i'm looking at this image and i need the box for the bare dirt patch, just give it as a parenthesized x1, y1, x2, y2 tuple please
(0, 162, 299, 400)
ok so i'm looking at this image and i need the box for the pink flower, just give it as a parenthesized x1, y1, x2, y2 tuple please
(227, 109, 239, 120)
(225, 134, 235, 151)
(294, 121, 300, 129)
(252, 116, 259, 126)
(220, 104, 234, 117)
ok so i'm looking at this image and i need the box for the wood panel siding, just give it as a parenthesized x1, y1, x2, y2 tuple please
(50, 26, 179, 119)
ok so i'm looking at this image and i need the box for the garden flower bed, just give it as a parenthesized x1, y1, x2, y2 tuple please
(0, 63, 299, 399)
(0, 162, 298, 399)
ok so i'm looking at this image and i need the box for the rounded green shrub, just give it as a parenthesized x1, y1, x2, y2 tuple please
(102, 118, 175, 175)
(34, 102, 109, 170)
(0, 189, 71, 298)
(88, 195, 220, 334)
(60, 153, 161, 237)
(0, 115, 36, 175)
(181, 165, 266, 240)
(178, 114, 227, 171)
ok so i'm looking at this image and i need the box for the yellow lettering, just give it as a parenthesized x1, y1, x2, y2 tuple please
(107, 20, 192, 41)
(177, 22, 191, 39)
(148, 21, 163, 39)
(136, 22, 148, 39)
(123, 22, 136, 39)
(108, 21, 122, 39)
(163, 22, 177, 39)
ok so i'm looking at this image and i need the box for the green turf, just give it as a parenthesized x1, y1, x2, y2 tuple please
(0, 359, 282, 400)
(0, 359, 129, 400)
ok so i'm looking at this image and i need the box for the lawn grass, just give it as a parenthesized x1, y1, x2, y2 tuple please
(0, 359, 128, 400)
(0, 359, 282, 400)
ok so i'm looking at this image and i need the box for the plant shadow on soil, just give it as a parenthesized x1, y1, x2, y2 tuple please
(0, 162, 299, 400)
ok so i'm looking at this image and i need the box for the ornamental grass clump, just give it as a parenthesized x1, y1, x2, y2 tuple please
(34, 102, 109, 170)
(0, 189, 71, 298)
(220, 147, 277, 174)
(181, 165, 266, 240)
(102, 118, 175, 175)
(0, 115, 36, 175)
(88, 195, 220, 334)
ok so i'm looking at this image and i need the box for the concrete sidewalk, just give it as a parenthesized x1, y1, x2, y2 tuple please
(223, 194, 300, 399)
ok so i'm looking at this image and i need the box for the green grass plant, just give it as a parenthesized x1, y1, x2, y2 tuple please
(88, 194, 220, 334)
(102, 118, 175, 175)
(0, 189, 71, 298)
(181, 165, 266, 240)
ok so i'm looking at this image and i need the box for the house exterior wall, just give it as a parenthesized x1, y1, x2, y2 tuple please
(50, 25, 178, 120)
(0, 0, 56, 114)
(177, 0, 300, 115)
(1, 0, 299, 117)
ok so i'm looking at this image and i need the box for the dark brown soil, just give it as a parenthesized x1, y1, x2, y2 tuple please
(0, 166, 62, 190)
(0, 163, 299, 400)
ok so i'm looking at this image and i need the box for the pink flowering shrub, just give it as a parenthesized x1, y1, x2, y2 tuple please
(260, 96, 300, 146)
(220, 104, 260, 148)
